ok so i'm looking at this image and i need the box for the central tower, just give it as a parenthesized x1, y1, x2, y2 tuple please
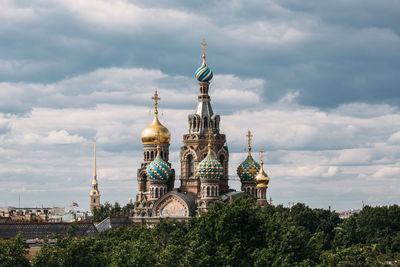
(180, 41, 229, 195)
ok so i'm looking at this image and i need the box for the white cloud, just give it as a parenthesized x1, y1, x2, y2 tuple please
(43, 130, 85, 145)
(388, 131, 400, 145)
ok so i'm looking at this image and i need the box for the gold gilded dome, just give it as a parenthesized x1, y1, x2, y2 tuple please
(255, 165, 269, 187)
(255, 148, 269, 187)
(141, 91, 171, 144)
(141, 116, 171, 144)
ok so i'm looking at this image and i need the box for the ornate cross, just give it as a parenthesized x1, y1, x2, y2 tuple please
(152, 91, 160, 115)
(260, 147, 264, 163)
(246, 130, 253, 155)
(201, 40, 207, 65)
(201, 40, 207, 52)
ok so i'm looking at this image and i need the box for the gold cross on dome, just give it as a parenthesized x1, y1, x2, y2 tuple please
(201, 40, 207, 65)
(246, 130, 253, 154)
(260, 147, 264, 163)
(201, 40, 207, 51)
(152, 91, 160, 115)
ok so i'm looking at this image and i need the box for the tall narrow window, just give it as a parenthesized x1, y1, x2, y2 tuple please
(187, 154, 194, 178)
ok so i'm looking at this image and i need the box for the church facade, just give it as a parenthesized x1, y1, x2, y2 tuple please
(131, 42, 270, 219)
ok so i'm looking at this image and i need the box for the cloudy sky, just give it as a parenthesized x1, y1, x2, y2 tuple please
(1, 0, 399, 212)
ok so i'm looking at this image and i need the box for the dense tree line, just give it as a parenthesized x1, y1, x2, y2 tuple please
(1, 196, 400, 266)
(91, 202, 134, 222)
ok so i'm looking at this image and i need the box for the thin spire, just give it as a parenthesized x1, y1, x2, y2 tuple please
(246, 130, 253, 156)
(260, 147, 264, 166)
(152, 91, 160, 117)
(201, 40, 207, 65)
(94, 137, 97, 178)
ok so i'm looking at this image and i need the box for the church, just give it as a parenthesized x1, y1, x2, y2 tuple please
(90, 41, 271, 219)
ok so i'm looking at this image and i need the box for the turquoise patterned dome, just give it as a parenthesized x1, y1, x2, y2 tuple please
(237, 155, 260, 181)
(196, 151, 223, 181)
(146, 152, 171, 181)
(195, 63, 213, 83)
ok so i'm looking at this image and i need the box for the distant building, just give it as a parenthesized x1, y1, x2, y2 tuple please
(0, 206, 65, 221)
(338, 209, 361, 219)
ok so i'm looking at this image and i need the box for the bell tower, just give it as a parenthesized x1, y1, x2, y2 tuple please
(180, 41, 229, 196)
(90, 138, 100, 213)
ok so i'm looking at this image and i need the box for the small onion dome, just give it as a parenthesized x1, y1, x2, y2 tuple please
(146, 151, 171, 181)
(237, 155, 261, 181)
(196, 151, 223, 181)
(195, 63, 213, 83)
(141, 116, 171, 144)
(255, 162, 269, 187)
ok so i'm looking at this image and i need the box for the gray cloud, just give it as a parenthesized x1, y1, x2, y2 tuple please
(1, 0, 399, 108)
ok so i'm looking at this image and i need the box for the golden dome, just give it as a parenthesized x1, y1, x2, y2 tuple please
(255, 164, 269, 187)
(141, 116, 171, 144)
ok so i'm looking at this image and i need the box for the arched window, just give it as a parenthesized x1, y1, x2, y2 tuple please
(156, 187, 159, 198)
(151, 151, 154, 160)
(187, 154, 194, 178)
(203, 117, 208, 129)
(93, 199, 96, 203)
(251, 187, 255, 196)
(207, 186, 210, 197)
(211, 186, 215, 197)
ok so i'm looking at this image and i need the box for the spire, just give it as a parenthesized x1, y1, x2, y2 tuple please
(260, 147, 264, 166)
(246, 130, 253, 156)
(94, 137, 97, 178)
(201, 39, 207, 65)
(152, 90, 160, 117)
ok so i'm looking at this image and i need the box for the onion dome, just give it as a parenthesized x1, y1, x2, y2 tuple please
(195, 40, 213, 83)
(196, 129, 223, 180)
(141, 91, 171, 144)
(146, 146, 171, 181)
(255, 148, 269, 187)
(141, 116, 171, 144)
(237, 130, 260, 181)
(237, 155, 260, 181)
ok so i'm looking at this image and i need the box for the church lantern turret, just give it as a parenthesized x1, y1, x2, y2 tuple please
(136, 91, 175, 205)
(237, 130, 260, 198)
(180, 40, 229, 196)
(196, 128, 223, 214)
(255, 148, 270, 206)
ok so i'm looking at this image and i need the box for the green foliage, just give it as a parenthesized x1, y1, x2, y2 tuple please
(91, 202, 134, 222)
(0, 232, 29, 267)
